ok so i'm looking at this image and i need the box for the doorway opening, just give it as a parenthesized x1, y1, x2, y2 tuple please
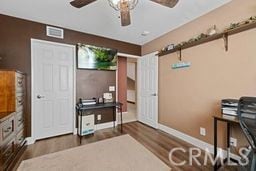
(126, 58, 137, 121)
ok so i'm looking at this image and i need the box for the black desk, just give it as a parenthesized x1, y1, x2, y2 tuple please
(213, 115, 240, 171)
(76, 102, 123, 144)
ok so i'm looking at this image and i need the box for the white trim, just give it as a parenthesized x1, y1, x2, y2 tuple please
(31, 39, 75, 48)
(116, 111, 138, 124)
(123, 118, 137, 124)
(31, 39, 36, 144)
(155, 52, 159, 128)
(95, 115, 137, 131)
(31, 39, 76, 141)
(116, 60, 119, 121)
(117, 52, 140, 59)
(26, 137, 36, 145)
(73, 43, 77, 135)
(117, 53, 140, 125)
(158, 123, 241, 161)
(95, 121, 118, 130)
(73, 128, 78, 135)
(159, 124, 213, 152)
(137, 59, 141, 122)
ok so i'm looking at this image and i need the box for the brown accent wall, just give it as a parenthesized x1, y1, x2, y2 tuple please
(76, 70, 117, 124)
(142, 0, 256, 149)
(0, 14, 141, 136)
(118, 57, 128, 112)
(76, 70, 116, 101)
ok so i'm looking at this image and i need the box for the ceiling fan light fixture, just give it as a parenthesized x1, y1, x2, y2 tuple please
(108, 0, 138, 11)
(70, 0, 179, 27)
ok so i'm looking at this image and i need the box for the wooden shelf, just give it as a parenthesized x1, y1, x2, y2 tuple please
(158, 21, 256, 57)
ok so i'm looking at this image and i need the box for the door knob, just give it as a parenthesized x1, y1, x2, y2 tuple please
(37, 95, 45, 99)
(151, 93, 157, 96)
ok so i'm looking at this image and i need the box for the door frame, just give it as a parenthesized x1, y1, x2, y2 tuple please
(30, 39, 76, 144)
(116, 53, 140, 122)
(137, 51, 159, 128)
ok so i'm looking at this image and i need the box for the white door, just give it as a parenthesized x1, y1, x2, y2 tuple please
(32, 40, 75, 140)
(138, 52, 158, 128)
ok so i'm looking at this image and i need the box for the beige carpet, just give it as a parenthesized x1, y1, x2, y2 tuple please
(18, 135, 170, 171)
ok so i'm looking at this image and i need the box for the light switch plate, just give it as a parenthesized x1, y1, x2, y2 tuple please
(200, 127, 206, 136)
(109, 86, 115, 92)
(97, 114, 102, 121)
(230, 137, 237, 147)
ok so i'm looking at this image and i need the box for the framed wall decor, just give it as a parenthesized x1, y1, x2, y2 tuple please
(77, 43, 117, 71)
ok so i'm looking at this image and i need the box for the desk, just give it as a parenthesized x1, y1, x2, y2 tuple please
(76, 102, 123, 144)
(213, 115, 240, 171)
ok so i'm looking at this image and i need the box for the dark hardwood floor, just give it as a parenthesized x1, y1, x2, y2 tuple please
(14, 122, 238, 171)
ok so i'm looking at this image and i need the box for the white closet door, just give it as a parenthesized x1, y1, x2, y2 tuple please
(32, 40, 74, 140)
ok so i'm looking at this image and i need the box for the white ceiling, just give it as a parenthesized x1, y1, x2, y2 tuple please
(0, 0, 231, 45)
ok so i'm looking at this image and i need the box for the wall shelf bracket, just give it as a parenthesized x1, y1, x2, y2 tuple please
(223, 33, 229, 51)
(179, 48, 182, 61)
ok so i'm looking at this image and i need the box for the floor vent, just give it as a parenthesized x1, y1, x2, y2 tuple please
(46, 26, 64, 39)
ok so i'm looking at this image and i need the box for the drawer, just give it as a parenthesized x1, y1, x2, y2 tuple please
(16, 129, 25, 147)
(16, 111, 24, 132)
(0, 94, 8, 113)
(1, 139, 15, 164)
(15, 73, 25, 93)
(16, 94, 24, 110)
(1, 116, 15, 142)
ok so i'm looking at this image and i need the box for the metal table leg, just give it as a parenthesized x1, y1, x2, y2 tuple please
(77, 110, 79, 135)
(80, 111, 82, 145)
(227, 122, 231, 164)
(113, 106, 115, 129)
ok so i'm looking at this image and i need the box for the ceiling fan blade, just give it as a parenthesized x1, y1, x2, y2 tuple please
(70, 0, 97, 8)
(150, 0, 179, 8)
(120, 1, 131, 26)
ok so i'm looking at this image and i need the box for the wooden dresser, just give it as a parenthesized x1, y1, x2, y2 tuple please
(0, 70, 26, 171)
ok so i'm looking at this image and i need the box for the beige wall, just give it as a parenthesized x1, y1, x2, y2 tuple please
(142, 0, 256, 148)
(142, 0, 256, 55)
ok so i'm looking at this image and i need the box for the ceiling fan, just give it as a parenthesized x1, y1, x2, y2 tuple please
(70, 0, 179, 26)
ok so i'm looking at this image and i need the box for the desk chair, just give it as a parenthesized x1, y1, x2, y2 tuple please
(238, 97, 256, 171)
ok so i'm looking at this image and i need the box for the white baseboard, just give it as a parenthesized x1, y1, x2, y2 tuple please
(26, 119, 136, 145)
(73, 128, 78, 135)
(123, 118, 137, 124)
(25, 124, 114, 145)
(26, 137, 36, 145)
(93, 115, 138, 130)
(118, 112, 128, 115)
(158, 123, 240, 160)
(95, 121, 118, 130)
(117, 112, 137, 124)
